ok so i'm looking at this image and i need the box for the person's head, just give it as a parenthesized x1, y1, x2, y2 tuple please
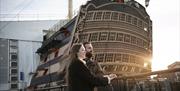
(83, 42, 93, 58)
(70, 43, 86, 60)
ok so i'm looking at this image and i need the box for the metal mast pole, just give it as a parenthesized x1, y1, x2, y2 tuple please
(68, 0, 73, 19)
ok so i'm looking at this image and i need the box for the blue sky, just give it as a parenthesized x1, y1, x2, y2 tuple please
(0, 0, 180, 71)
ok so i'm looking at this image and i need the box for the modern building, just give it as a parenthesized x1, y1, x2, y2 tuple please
(0, 20, 67, 91)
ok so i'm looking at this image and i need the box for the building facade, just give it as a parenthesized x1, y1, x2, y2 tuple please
(0, 20, 67, 91)
(0, 39, 14, 91)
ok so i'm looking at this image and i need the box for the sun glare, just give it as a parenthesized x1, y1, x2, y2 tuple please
(151, 55, 179, 71)
(151, 58, 168, 71)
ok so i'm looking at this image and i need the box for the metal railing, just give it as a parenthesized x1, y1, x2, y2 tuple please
(34, 68, 180, 91)
(35, 85, 68, 91)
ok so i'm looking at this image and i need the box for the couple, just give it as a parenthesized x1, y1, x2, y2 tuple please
(66, 42, 117, 91)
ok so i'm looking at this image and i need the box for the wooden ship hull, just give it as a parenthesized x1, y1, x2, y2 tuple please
(29, 0, 152, 90)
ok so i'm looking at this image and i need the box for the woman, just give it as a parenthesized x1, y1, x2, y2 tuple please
(67, 43, 116, 91)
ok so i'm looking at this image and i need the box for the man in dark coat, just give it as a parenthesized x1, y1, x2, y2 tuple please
(83, 42, 114, 91)
(83, 42, 104, 76)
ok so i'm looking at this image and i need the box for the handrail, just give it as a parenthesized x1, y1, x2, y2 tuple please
(117, 68, 180, 79)
(35, 84, 68, 91)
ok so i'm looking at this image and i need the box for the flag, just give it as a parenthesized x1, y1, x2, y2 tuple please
(145, 0, 150, 7)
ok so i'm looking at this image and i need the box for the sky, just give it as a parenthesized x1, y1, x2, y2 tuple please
(0, 0, 180, 71)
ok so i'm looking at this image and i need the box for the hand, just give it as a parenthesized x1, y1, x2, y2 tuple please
(108, 74, 117, 80)
(103, 75, 109, 78)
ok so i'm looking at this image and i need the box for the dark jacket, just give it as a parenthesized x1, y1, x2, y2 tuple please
(85, 58, 113, 91)
(84, 58, 104, 76)
(68, 58, 109, 91)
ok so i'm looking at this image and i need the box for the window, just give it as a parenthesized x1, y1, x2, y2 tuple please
(124, 34, 130, 43)
(10, 40, 18, 47)
(95, 54, 105, 62)
(86, 12, 94, 20)
(79, 34, 88, 42)
(137, 38, 143, 47)
(99, 32, 108, 41)
(108, 32, 116, 41)
(11, 84, 18, 89)
(11, 62, 17, 67)
(10, 46, 18, 53)
(11, 53, 17, 60)
(116, 33, 124, 41)
(131, 36, 136, 44)
(103, 12, 111, 20)
(138, 20, 143, 28)
(92, 43, 98, 48)
(122, 54, 129, 62)
(11, 76, 18, 81)
(119, 13, 125, 21)
(94, 12, 102, 20)
(105, 54, 113, 62)
(11, 69, 18, 74)
(90, 33, 98, 41)
(114, 54, 122, 62)
(126, 15, 132, 23)
(111, 12, 119, 20)
(132, 17, 137, 25)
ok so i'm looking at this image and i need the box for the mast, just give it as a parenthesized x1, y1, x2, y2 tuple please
(145, 0, 150, 7)
(68, 0, 73, 19)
